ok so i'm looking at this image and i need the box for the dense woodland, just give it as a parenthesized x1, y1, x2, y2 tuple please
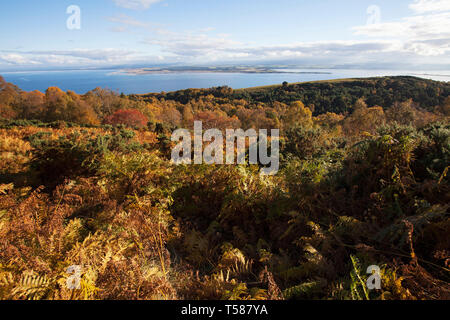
(0, 75, 449, 300)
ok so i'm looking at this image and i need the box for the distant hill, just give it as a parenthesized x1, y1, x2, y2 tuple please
(138, 76, 450, 116)
(235, 76, 450, 114)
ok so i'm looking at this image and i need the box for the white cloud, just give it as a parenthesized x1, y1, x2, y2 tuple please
(352, 2, 450, 59)
(409, 0, 450, 13)
(0, 49, 157, 67)
(0, 54, 41, 65)
(104, 1, 449, 65)
(112, 0, 164, 10)
(117, 0, 450, 65)
(2, 0, 450, 69)
(107, 14, 164, 34)
(141, 36, 410, 64)
(145, 32, 241, 58)
(353, 12, 450, 39)
(108, 14, 151, 28)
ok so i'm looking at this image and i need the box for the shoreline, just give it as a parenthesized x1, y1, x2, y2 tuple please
(120, 68, 333, 75)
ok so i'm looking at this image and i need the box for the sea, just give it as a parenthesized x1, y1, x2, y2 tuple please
(1, 69, 449, 94)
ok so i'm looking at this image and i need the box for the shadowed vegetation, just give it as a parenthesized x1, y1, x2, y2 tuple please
(0, 75, 449, 300)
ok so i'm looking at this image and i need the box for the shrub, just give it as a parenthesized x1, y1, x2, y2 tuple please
(104, 109, 148, 128)
(29, 130, 146, 189)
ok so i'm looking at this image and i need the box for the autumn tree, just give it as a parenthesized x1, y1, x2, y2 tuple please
(436, 96, 450, 116)
(20, 90, 45, 119)
(445, 97, 450, 115)
(182, 105, 194, 127)
(66, 91, 99, 125)
(314, 112, 344, 128)
(195, 110, 241, 131)
(386, 99, 418, 125)
(105, 109, 148, 128)
(284, 101, 313, 129)
(159, 105, 182, 127)
(44, 87, 71, 122)
(84, 87, 128, 118)
(343, 98, 386, 135)
(0, 76, 20, 119)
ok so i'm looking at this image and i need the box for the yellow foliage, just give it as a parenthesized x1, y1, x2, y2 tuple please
(285, 101, 313, 129)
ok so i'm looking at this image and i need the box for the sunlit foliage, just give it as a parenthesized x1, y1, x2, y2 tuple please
(0, 76, 449, 300)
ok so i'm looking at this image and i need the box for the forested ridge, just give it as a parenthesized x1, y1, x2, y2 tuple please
(0, 74, 449, 300)
(137, 76, 450, 115)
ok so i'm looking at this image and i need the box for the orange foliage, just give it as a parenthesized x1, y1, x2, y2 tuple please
(194, 110, 241, 130)
(105, 109, 148, 128)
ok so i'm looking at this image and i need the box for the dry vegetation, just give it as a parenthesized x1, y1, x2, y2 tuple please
(0, 75, 449, 300)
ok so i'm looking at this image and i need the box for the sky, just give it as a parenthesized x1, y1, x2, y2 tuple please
(0, 0, 449, 70)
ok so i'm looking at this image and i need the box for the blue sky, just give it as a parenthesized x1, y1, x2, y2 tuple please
(0, 0, 449, 70)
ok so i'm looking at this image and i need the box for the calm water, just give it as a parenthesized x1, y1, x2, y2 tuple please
(2, 69, 449, 94)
